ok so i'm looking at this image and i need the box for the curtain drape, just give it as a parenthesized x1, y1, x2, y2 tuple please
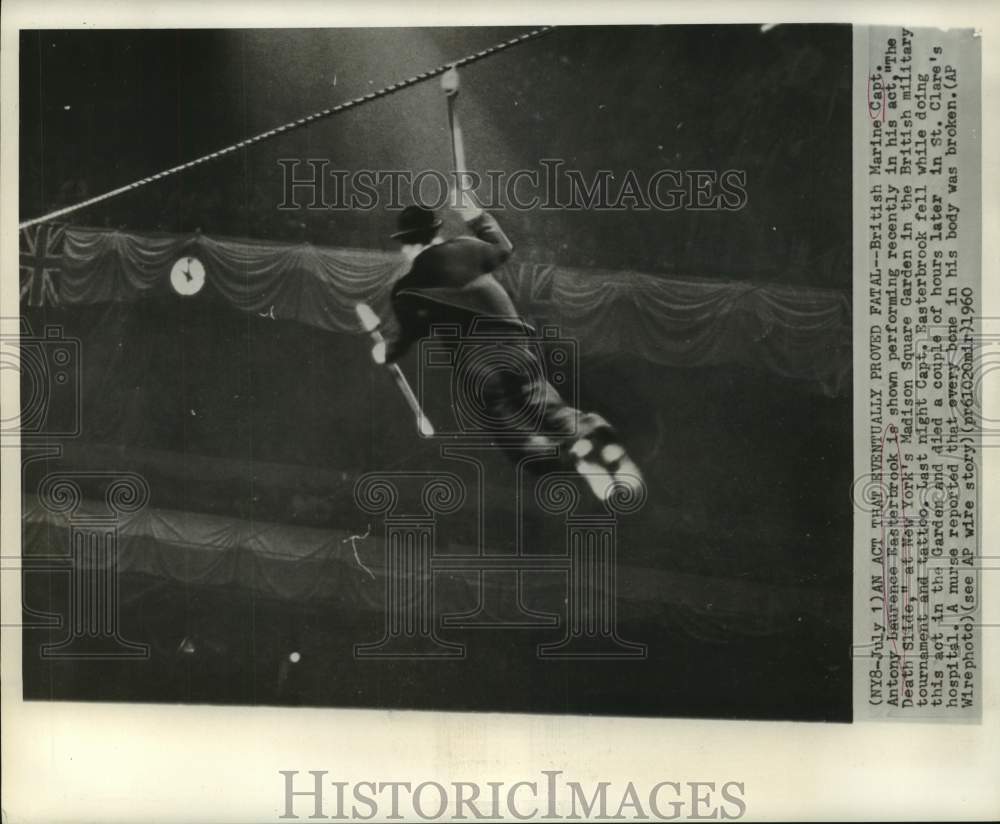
(54, 225, 850, 394)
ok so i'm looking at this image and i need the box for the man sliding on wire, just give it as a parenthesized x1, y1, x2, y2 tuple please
(358, 190, 642, 502)
(356, 68, 642, 502)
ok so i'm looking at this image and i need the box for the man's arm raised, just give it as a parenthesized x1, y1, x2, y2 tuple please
(453, 188, 513, 272)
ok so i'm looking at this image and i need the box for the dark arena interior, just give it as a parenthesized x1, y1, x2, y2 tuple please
(19, 25, 853, 721)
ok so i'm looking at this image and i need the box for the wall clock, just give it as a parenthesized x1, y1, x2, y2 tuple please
(169, 256, 206, 296)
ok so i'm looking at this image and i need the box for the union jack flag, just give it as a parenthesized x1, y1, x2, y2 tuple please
(19, 223, 65, 307)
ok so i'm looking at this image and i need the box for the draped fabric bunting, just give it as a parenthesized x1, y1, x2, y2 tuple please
(55, 225, 851, 394)
(22, 494, 839, 627)
(58, 226, 405, 329)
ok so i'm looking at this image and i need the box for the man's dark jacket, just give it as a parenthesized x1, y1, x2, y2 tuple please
(386, 212, 527, 362)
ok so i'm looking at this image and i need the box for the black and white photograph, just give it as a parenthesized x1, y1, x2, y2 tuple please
(3, 6, 997, 822)
(20, 25, 852, 721)
(16, 23, 855, 721)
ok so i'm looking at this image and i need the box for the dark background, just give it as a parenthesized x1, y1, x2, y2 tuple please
(20, 25, 851, 283)
(21, 26, 853, 721)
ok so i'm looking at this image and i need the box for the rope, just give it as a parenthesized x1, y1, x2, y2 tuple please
(19, 26, 557, 230)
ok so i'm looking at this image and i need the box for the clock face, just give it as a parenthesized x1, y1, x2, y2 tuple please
(169, 256, 206, 296)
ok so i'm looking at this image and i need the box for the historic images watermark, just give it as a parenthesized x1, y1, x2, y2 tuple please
(1, 317, 81, 443)
(277, 161, 748, 212)
(352, 324, 647, 661)
(278, 771, 748, 821)
(416, 320, 579, 439)
(3, 316, 150, 659)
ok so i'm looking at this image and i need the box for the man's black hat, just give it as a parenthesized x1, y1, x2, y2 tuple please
(391, 205, 443, 241)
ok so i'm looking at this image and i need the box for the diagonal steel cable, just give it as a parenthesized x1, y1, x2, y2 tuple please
(19, 26, 557, 230)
